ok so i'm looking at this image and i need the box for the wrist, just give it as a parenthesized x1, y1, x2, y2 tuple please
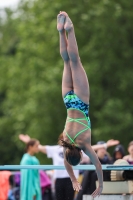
(71, 178, 77, 182)
(99, 185, 103, 188)
(99, 183, 103, 187)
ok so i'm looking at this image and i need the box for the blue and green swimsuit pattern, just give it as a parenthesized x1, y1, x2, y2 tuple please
(63, 90, 91, 144)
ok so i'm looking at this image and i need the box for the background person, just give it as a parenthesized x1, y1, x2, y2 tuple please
(20, 139, 42, 200)
(112, 144, 125, 163)
(19, 133, 78, 200)
(123, 141, 133, 164)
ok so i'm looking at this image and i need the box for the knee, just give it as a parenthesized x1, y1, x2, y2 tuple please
(68, 51, 79, 63)
(60, 50, 69, 62)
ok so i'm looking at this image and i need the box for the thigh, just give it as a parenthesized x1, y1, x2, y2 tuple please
(70, 59, 90, 104)
(62, 61, 73, 97)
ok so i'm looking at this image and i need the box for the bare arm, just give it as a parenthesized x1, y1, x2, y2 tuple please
(63, 147, 77, 182)
(92, 144, 107, 151)
(84, 144, 103, 187)
(38, 145, 47, 154)
(63, 148, 81, 192)
(92, 139, 119, 151)
(84, 143, 103, 198)
(64, 159, 77, 182)
(19, 134, 47, 154)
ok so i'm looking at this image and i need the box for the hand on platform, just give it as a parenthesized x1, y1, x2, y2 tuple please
(91, 185, 103, 198)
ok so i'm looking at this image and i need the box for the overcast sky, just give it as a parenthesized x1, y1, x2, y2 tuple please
(0, 0, 20, 8)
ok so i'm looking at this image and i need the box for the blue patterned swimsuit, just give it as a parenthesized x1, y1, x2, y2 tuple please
(63, 90, 91, 144)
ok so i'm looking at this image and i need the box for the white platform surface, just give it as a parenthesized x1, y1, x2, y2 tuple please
(83, 195, 133, 200)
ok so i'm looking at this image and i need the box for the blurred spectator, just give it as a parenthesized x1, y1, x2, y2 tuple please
(7, 171, 51, 200)
(39, 170, 52, 200)
(112, 144, 125, 163)
(96, 141, 113, 164)
(0, 171, 11, 200)
(20, 139, 42, 200)
(123, 141, 133, 164)
(7, 174, 20, 200)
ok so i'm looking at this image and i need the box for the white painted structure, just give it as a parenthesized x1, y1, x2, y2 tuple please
(83, 195, 133, 200)
(95, 181, 133, 194)
(83, 181, 133, 200)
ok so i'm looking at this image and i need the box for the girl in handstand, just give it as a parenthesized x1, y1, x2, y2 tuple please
(57, 11, 103, 198)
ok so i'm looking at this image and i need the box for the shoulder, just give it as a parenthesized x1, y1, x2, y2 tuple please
(21, 153, 29, 160)
(20, 153, 32, 164)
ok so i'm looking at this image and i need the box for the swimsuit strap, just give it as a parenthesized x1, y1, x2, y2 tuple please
(67, 117, 89, 128)
(65, 108, 91, 144)
(65, 131, 75, 144)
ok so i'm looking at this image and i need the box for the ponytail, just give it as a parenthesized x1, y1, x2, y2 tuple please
(58, 139, 81, 151)
(58, 139, 81, 166)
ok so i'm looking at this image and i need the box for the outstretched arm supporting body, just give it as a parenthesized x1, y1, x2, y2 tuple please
(84, 144, 103, 198)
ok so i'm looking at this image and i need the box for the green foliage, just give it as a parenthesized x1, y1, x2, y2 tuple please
(0, 0, 133, 164)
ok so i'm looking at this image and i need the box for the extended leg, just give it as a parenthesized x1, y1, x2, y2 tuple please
(63, 13, 90, 104)
(57, 13, 73, 97)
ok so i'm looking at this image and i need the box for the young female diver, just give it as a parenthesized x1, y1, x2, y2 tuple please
(57, 11, 103, 198)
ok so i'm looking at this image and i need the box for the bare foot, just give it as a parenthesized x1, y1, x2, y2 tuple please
(57, 13, 66, 32)
(64, 15, 73, 32)
(59, 11, 73, 32)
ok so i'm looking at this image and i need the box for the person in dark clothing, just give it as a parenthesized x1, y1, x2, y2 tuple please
(112, 144, 125, 163)
(7, 174, 20, 200)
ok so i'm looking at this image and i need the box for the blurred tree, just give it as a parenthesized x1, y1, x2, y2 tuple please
(0, 0, 133, 164)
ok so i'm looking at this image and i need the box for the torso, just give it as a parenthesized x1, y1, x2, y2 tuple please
(63, 109, 91, 148)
